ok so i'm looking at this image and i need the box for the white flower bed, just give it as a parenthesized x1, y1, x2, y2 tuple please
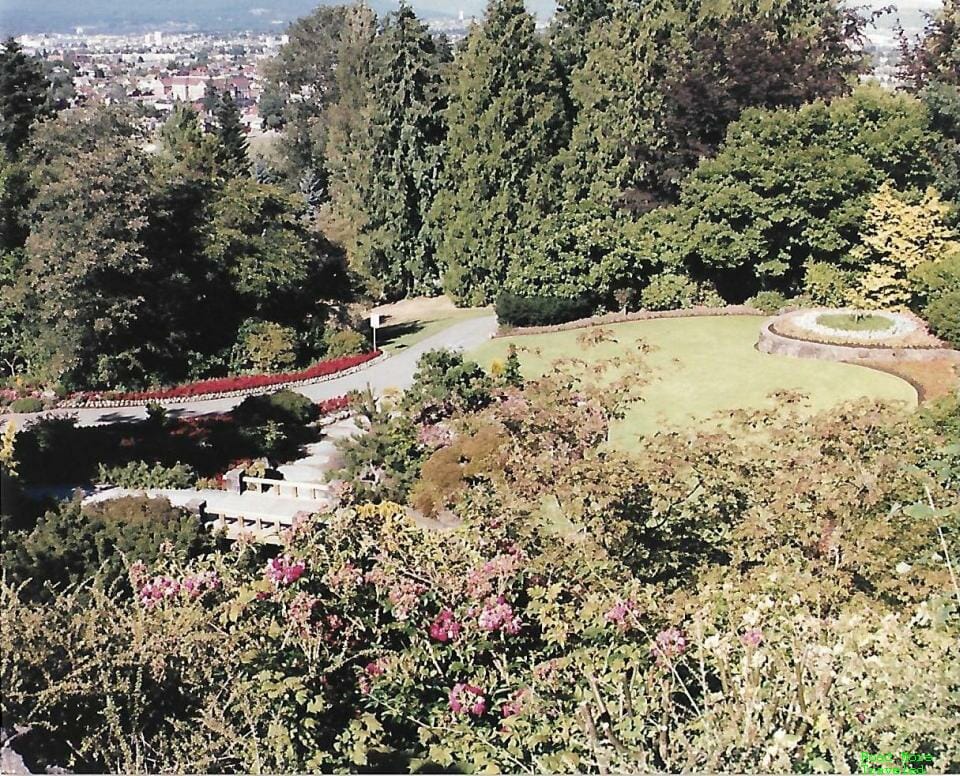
(789, 309, 920, 342)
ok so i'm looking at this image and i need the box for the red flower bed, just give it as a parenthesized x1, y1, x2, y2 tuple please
(74, 352, 381, 403)
(316, 395, 351, 414)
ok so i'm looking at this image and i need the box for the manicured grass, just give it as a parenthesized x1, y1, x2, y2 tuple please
(469, 316, 917, 450)
(816, 313, 893, 332)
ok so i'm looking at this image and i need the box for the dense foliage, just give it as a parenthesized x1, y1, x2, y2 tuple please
(3, 351, 957, 772)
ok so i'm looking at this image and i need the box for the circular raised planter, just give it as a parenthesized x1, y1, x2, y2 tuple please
(757, 308, 960, 364)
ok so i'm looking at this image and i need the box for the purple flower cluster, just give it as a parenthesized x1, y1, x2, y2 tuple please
(740, 628, 763, 648)
(429, 608, 462, 642)
(416, 423, 455, 449)
(477, 596, 521, 635)
(449, 683, 487, 716)
(651, 627, 688, 668)
(138, 571, 220, 608)
(264, 555, 306, 586)
(604, 598, 637, 630)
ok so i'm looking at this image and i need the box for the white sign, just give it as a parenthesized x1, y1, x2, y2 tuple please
(370, 313, 381, 329)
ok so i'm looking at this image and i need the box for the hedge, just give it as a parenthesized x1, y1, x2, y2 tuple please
(495, 293, 595, 327)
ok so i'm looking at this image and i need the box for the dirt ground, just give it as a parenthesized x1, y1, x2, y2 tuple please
(369, 295, 488, 324)
(861, 358, 959, 403)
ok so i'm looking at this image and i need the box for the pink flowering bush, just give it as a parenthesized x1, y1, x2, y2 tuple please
(3, 394, 959, 773)
(449, 683, 488, 717)
(264, 555, 306, 586)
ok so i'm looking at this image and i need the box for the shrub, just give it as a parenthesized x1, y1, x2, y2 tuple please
(746, 290, 790, 313)
(924, 289, 960, 347)
(9, 397, 43, 413)
(402, 350, 493, 423)
(2, 496, 214, 603)
(639, 273, 698, 311)
(95, 460, 197, 489)
(233, 319, 298, 373)
(495, 292, 595, 327)
(235, 389, 319, 426)
(804, 261, 851, 306)
(322, 328, 368, 358)
(909, 249, 960, 308)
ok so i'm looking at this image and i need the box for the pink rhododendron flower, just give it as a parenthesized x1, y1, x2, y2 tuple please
(264, 555, 306, 586)
(138, 575, 180, 607)
(449, 683, 487, 716)
(465, 550, 524, 600)
(288, 592, 318, 635)
(417, 423, 455, 449)
(651, 627, 688, 667)
(740, 628, 763, 648)
(429, 608, 462, 642)
(325, 561, 363, 591)
(477, 596, 521, 635)
(500, 688, 529, 718)
(604, 598, 637, 630)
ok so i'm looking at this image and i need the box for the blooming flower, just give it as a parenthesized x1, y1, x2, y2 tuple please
(264, 555, 306, 586)
(429, 608, 463, 642)
(288, 592, 318, 636)
(740, 628, 764, 648)
(604, 598, 637, 630)
(179, 570, 220, 599)
(138, 575, 180, 607)
(477, 596, 521, 635)
(500, 688, 529, 718)
(449, 683, 487, 716)
(325, 561, 363, 591)
(651, 627, 688, 667)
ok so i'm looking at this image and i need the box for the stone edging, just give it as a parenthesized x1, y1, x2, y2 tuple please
(47, 353, 390, 410)
(495, 305, 763, 337)
(757, 318, 960, 364)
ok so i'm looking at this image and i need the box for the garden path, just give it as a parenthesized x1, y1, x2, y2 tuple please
(4, 314, 498, 428)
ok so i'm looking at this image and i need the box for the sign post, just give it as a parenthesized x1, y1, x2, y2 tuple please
(370, 313, 381, 351)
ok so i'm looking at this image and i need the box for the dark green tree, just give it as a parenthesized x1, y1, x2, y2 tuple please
(0, 37, 51, 157)
(659, 87, 940, 300)
(350, 2, 447, 298)
(261, 5, 354, 183)
(564, 0, 871, 208)
(430, 0, 569, 304)
(215, 91, 249, 177)
(20, 107, 156, 389)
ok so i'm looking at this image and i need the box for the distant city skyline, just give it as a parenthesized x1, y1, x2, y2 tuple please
(0, 0, 944, 35)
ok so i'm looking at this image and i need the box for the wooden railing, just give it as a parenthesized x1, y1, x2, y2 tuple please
(241, 476, 332, 501)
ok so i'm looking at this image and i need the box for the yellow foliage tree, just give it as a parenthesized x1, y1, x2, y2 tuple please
(0, 421, 17, 476)
(848, 183, 960, 310)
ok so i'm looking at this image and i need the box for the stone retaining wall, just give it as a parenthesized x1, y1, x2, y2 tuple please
(757, 319, 960, 364)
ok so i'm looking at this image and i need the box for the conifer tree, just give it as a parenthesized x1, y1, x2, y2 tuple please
(0, 37, 50, 158)
(431, 0, 568, 305)
(215, 91, 249, 177)
(353, 2, 447, 298)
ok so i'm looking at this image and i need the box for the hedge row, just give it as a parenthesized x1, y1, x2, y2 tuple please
(495, 293, 596, 327)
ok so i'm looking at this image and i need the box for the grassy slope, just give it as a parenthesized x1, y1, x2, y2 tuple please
(469, 316, 917, 450)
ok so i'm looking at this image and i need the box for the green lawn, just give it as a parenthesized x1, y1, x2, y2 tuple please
(816, 313, 893, 332)
(469, 316, 917, 450)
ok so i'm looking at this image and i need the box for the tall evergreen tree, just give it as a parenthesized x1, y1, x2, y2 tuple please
(351, 2, 447, 298)
(318, 4, 378, 257)
(565, 0, 871, 209)
(430, 0, 568, 305)
(215, 91, 249, 177)
(0, 38, 50, 158)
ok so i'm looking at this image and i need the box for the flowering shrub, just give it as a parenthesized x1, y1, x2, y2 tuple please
(2, 376, 958, 772)
(71, 351, 380, 403)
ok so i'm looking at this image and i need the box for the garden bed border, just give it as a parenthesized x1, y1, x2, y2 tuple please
(493, 305, 764, 337)
(44, 353, 388, 410)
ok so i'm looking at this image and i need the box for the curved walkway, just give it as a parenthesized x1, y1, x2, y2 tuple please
(4, 315, 498, 428)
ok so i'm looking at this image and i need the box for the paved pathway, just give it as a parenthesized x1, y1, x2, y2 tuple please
(4, 315, 498, 428)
